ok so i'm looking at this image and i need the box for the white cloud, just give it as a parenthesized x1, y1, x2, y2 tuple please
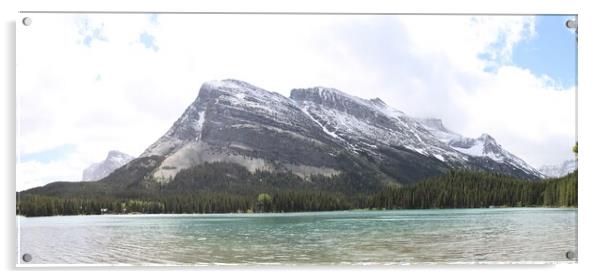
(16, 14, 575, 190)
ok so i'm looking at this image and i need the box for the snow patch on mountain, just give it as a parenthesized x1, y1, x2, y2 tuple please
(453, 139, 485, 157)
(417, 118, 461, 143)
(302, 107, 341, 140)
(196, 111, 205, 132)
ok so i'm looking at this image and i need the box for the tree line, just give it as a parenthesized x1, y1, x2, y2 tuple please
(16, 191, 354, 217)
(16, 162, 577, 217)
(368, 170, 577, 209)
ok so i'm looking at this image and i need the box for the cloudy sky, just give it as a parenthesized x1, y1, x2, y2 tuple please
(16, 14, 576, 191)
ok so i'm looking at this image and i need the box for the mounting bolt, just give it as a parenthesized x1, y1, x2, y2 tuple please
(22, 17, 32, 26)
(22, 253, 32, 262)
(565, 250, 576, 260)
(565, 19, 577, 29)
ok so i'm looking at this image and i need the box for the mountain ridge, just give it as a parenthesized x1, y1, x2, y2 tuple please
(135, 79, 542, 185)
(28, 79, 544, 196)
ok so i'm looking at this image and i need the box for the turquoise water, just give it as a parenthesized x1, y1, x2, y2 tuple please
(17, 208, 577, 265)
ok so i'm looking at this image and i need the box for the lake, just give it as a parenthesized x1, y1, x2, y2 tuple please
(17, 208, 577, 265)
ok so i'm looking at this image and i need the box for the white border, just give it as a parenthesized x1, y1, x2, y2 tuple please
(2, 0, 601, 278)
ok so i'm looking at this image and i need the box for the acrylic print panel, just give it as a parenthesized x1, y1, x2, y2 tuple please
(16, 13, 577, 265)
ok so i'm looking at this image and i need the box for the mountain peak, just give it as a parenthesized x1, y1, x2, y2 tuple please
(418, 118, 448, 132)
(539, 159, 577, 178)
(291, 86, 356, 102)
(199, 79, 287, 103)
(107, 150, 129, 158)
(83, 150, 134, 181)
(290, 87, 405, 121)
(201, 79, 260, 94)
(478, 133, 495, 142)
(370, 98, 386, 107)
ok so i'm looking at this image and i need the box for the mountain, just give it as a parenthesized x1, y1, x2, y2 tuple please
(27, 79, 543, 198)
(417, 118, 544, 179)
(539, 159, 577, 178)
(140, 80, 351, 182)
(134, 79, 541, 185)
(291, 87, 544, 180)
(82, 150, 134, 181)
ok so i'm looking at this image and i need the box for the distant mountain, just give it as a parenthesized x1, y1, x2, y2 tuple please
(539, 159, 577, 178)
(30, 79, 543, 197)
(417, 118, 544, 179)
(82, 150, 134, 181)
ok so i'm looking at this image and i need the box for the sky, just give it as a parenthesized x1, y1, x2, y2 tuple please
(16, 14, 577, 191)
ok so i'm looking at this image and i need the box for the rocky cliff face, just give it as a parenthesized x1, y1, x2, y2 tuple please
(113, 79, 542, 187)
(291, 87, 468, 163)
(292, 87, 544, 180)
(141, 80, 346, 180)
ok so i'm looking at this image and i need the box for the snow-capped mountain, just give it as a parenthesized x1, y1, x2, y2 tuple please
(82, 150, 134, 181)
(418, 118, 545, 178)
(121, 79, 542, 186)
(539, 159, 577, 178)
(141, 79, 345, 180)
(292, 87, 544, 179)
(290, 87, 467, 163)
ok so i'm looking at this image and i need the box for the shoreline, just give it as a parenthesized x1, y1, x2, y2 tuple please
(16, 206, 577, 218)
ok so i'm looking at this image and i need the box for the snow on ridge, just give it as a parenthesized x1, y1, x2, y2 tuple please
(204, 79, 286, 99)
(539, 159, 577, 178)
(203, 79, 254, 91)
(299, 86, 407, 121)
(452, 140, 485, 157)
(205, 79, 296, 110)
(296, 98, 468, 164)
(416, 116, 543, 177)
(433, 154, 446, 162)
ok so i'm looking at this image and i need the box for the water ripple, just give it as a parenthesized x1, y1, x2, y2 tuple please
(17, 208, 577, 265)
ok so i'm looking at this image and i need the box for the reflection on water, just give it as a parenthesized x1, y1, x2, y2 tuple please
(17, 208, 577, 265)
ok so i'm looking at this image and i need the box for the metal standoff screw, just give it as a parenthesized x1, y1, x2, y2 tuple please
(22, 17, 32, 26)
(565, 19, 577, 29)
(22, 253, 32, 262)
(565, 250, 576, 260)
